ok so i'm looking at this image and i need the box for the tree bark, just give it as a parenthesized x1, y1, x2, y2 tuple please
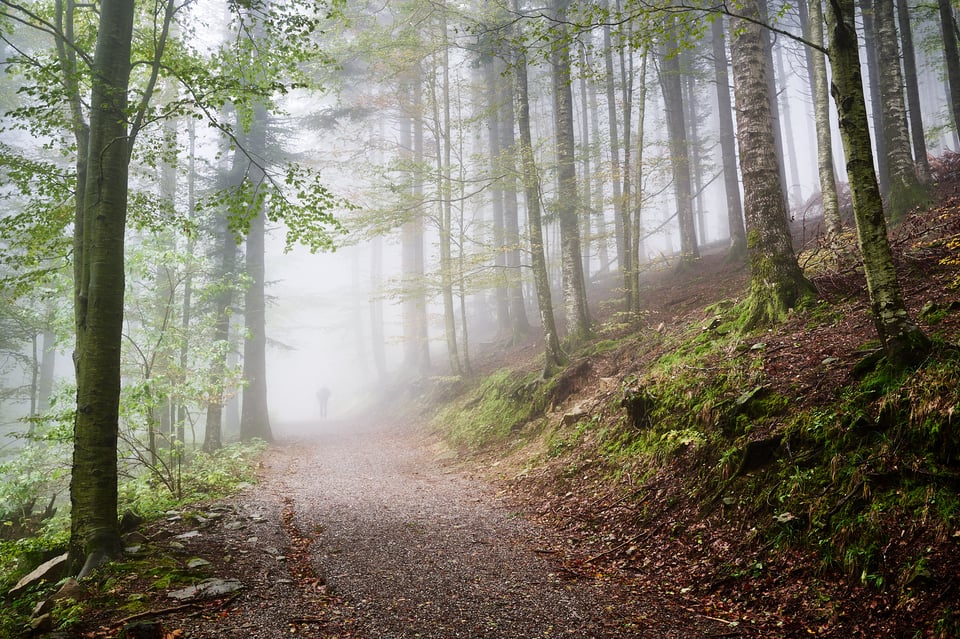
(711, 15, 747, 259)
(69, 0, 135, 575)
(239, 105, 273, 443)
(485, 55, 511, 339)
(436, 6, 462, 375)
(731, 0, 815, 328)
(498, 57, 531, 340)
(551, 0, 591, 343)
(806, 0, 843, 237)
(939, 0, 960, 138)
(875, 0, 927, 221)
(401, 74, 431, 377)
(859, 0, 890, 196)
(895, 0, 931, 185)
(825, 0, 931, 366)
(513, 21, 564, 375)
(659, 19, 699, 265)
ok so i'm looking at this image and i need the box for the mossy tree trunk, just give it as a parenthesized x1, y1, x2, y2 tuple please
(875, 0, 927, 221)
(825, 0, 931, 366)
(731, 0, 815, 328)
(69, 0, 135, 575)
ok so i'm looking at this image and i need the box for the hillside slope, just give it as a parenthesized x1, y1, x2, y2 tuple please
(427, 155, 960, 638)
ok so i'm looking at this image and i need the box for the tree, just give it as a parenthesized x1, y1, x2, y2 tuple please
(805, 0, 843, 237)
(239, 105, 273, 443)
(512, 4, 564, 375)
(895, 0, 931, 186)
(550, 0, 591, 343)
(659, 17, 699, 265)
(711, 14, 747, 260)
(69, 0, 136, 575)
(874, 0, 927, 221)
(730, 0, 815, 328)
(938, 0, 960, 136)
(825, 0, 931, 365)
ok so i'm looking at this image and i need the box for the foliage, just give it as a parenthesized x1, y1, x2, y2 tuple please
(434, 369, 556, 449)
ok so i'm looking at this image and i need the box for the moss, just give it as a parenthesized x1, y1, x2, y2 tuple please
(434, 368, 556, 450)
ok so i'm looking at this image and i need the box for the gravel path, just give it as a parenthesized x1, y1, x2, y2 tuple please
(265, 418, 715, 639)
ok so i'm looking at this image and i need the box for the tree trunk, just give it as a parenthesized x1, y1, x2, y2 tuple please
(603, 19, 625, 273)
(659, 20, 699, 265)
(485, 56, 511, 339)
(69, 0, 135, 575)
(551, 0, 591, 343)
(401, 75, 431, 377)
(239, 106, 273, 443)
(859, 0, 890, 196)
(806, 0, 843, 237)
(436, 7, 462, 375)
(711, 15, 747, 259)
(203, 152, 240, 453)
(513, 21, 564, 375)
(731, 0, 815, 328)
(629, 48, 648, 313)
(498, 58, 531, 340)
(775, 44, 803, 207)
(619, 30, 635, 312)
(825, 0, 931, 366)
(896, 0, 931, 185)
(939, 0, 960, 137)
(875, 0, 927, 221)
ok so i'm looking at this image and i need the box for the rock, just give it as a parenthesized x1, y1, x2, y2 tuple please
(562, 403, 589, 425)
(8, 552, 68, 596)
(186, 558, 210, 569)
(174, 530, 201, 540)
(52, 578, 85, 602)
(29, 613, 53, 633)
(167, 578, 243, 601)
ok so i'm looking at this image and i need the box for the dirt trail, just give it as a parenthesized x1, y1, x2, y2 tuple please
(263, 417, 720, 639)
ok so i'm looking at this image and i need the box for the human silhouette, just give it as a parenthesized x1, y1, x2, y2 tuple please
(316, 386, 331, 419)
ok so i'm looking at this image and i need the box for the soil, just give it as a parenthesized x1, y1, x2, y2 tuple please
(61, 155, 960, 638)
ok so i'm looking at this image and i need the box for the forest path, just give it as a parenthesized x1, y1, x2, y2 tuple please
(266, 416, 723, 639)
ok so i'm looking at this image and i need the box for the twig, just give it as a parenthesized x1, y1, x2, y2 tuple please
(114, 602, 198, 626)
(584, 530, 650, 564)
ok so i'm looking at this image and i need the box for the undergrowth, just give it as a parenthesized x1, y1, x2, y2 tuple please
(433, 304, 960, 607)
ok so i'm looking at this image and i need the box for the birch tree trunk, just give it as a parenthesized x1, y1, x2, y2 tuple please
(806, 0, 843, 237)
(825, 0, 931, 366)
(731, 0, 815, 328)
(938, 0, 960, 137)
(875, 0, 927, 221)
(551, 0, 591, 343)
(896, 0, 931, 185)
(859, 0, 890, 196)
(711, 15, 747, 260)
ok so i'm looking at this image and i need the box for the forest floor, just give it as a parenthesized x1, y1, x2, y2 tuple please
(62, 155, 960, 639)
